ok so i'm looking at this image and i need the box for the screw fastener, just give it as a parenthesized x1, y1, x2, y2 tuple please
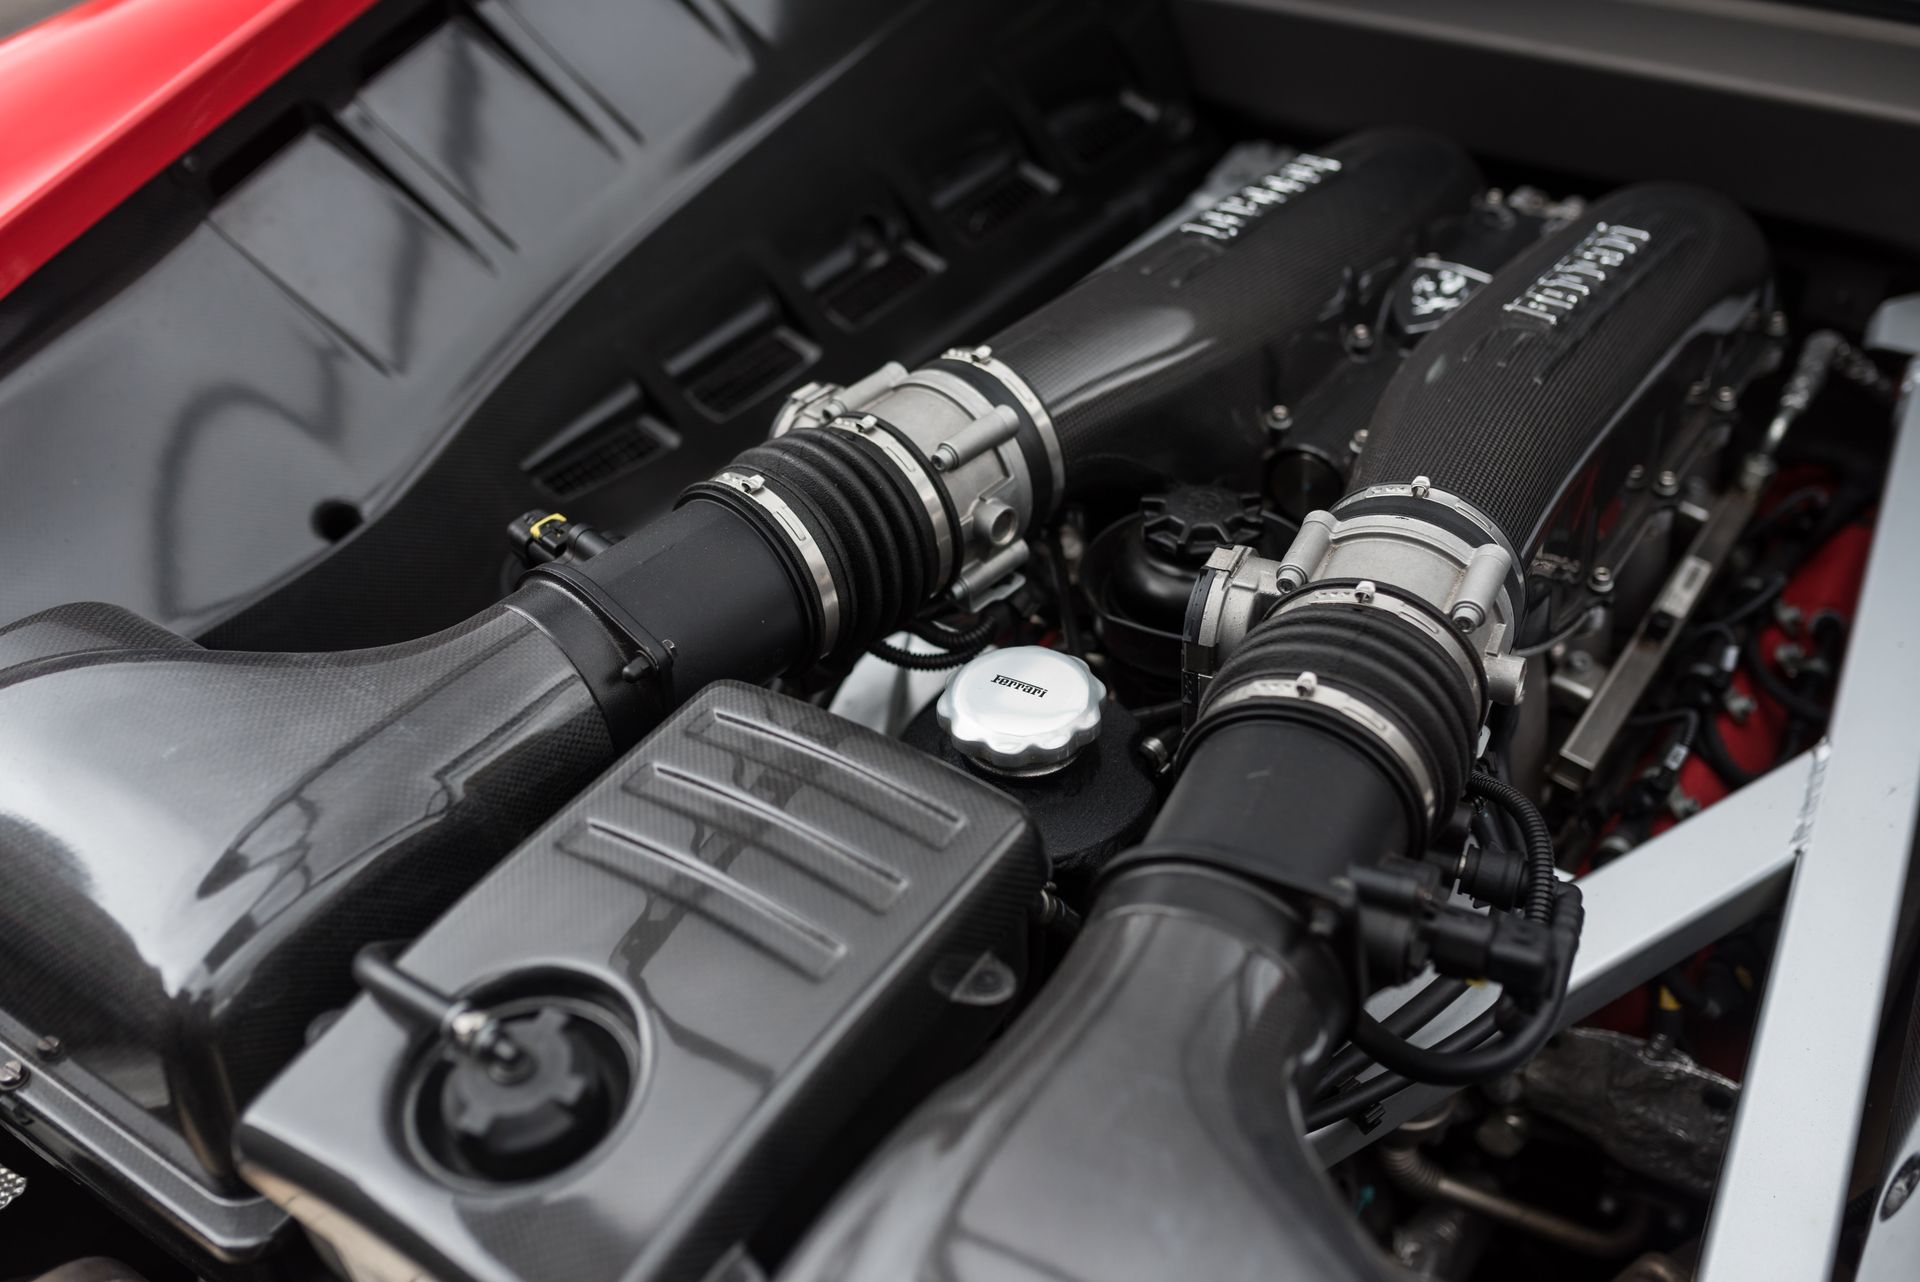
(0, 1060, 27, 1092)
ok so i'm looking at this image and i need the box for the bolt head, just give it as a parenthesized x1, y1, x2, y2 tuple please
(1347, 323, 1374, 349)
(1654, 470, 1681, 496)
(0, 1059, 27, 1091)
(1265, 404, 1292, 431)
(1713, 385, 1738, 410)
(33, 1035, 62, 1062)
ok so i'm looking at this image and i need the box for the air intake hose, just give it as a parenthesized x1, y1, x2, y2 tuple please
(773, 184, 1771, 1282)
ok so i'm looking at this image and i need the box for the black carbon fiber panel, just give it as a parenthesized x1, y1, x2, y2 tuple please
(238, 682, 1044, 1282)
(988, 129, 1483, 495)
(1350, 184, 1769, 551)
(0, 604, 610, 1227)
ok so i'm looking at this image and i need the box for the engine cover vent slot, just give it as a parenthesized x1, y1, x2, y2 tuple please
(927, 125, 1059, 243)
(522, 384, 679, 500)
(805, 205, 944, 329)
(668, 290, 820, 419)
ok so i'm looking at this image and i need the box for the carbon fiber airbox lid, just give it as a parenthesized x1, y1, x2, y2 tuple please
(236, 681, 1044, 1282)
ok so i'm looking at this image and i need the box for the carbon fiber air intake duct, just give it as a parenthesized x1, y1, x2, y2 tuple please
(773, 185, 1770, 1282)
(0, 127, 1478, 1240)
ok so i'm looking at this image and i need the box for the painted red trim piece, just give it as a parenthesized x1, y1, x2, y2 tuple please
(0, 0, 382, 301)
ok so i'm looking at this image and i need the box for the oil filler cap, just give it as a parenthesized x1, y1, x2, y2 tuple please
(937, 646, 1105, 776)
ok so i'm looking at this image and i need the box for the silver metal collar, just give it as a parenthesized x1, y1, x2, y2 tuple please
(943, 345, 1064, 512)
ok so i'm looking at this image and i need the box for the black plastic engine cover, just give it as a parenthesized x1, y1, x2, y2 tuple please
(236, 681, 1044, 1282)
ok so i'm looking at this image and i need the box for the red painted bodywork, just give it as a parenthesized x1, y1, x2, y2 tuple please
(0, 0, 381, 301)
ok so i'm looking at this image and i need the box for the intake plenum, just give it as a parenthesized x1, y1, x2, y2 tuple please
(988, 129, 1483, 495)
(1350, 182, 1770, 556)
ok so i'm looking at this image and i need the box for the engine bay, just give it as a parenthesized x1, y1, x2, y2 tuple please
(3, 4, 1920, 1282)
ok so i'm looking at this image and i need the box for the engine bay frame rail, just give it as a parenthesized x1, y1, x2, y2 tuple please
(1699, 298, 1920, 1282)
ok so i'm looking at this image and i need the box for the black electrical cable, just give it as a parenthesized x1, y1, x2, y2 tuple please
(1037, 536, 1090, 661)
(1466, 773, 1556, 925)
(1323, 879, 1582, 1103)
(1314, 976, 1472, 1097)
(908, 612, 999, 651)
(1303, 1013, 1500, 1131)
(1312, 775, 1557, 1101)
(1695, 714, 1760, 787)
(1346, 968, 1570, 1088)
(1514, 599, 1610, 658)
(871, 605, 1005, 670)
(866, 639, 978, 670)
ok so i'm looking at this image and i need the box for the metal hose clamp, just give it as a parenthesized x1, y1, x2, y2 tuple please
(713, 471, 841, 657)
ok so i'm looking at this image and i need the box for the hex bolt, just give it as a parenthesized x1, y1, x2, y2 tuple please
(0, 1060, 27, 1092)
(1138, 735, 1172, 772)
